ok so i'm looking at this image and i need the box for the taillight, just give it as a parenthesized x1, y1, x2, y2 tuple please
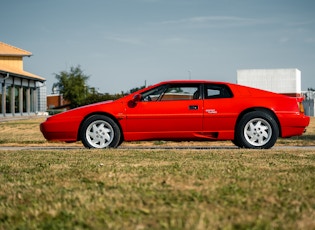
(296, 97, 305, 114)
(298, 102, 305, 114)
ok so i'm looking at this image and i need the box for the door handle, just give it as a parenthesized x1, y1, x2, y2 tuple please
(189, 105, 198, 110)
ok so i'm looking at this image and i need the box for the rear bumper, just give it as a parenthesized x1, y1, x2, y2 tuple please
(279, 113, 310, 137)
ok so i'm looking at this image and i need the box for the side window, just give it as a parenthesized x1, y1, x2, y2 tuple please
(141, 84, 201, 101)
(205, 84, 233, 99)
(160, 85, 200, 101)
(141, 85, 167, 101)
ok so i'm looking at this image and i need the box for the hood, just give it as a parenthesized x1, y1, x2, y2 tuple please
(49, 100, 115, 118)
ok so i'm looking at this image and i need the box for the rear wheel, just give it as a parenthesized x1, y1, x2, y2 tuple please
(231, 139, 242, 148)
(234, 111, 279, 149)
(80, 115, 121, 148)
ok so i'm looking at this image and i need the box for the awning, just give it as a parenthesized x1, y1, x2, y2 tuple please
(0, 64, 45, 82)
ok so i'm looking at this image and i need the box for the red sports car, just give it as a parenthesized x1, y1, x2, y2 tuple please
(40, 80, 310, 149)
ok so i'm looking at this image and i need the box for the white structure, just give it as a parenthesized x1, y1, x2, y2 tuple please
(303, 91, 315, 117)
(237, 69, 301, 96)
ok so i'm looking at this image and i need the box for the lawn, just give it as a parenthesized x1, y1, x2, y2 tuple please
(0, 117, 314, 229)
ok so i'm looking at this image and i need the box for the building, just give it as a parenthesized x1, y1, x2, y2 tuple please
(0, 41, 46, 117)
(46, 94, 70, 114)
(237, 68, 301, 97)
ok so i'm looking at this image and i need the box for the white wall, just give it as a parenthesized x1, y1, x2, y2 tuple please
(237, 69, 301, 94)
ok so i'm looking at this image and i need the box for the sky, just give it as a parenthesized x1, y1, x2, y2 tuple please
(1, 0, 315, 94)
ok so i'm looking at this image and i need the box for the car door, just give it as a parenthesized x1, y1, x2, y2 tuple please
(125, 83, 203, 140)
(202, 84, 236, 139)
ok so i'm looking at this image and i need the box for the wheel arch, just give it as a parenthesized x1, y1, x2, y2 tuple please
(235, 107, 281, 137)
(77, 112, 124, 142)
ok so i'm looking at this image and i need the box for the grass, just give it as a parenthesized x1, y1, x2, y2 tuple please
(0, 119, 47, 145)
(0, 117, 314, 229)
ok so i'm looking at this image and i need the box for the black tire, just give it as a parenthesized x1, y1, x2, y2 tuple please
(231, 139, 242, 148)
(80, 115, 121, 148)
(234, 111, 279, 149)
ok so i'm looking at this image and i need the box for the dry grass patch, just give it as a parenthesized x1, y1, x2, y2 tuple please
(0, 116, 314, 229)
(0, 149, 315, 229)
(0, 118, 81, 147)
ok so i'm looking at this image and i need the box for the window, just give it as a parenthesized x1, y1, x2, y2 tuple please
(15, 86, 19, 113)
(23, 87, 27, 113)
(30, 88, 35, 112)
(141, 84, 200, 101)
(205, 84, 233, 99)
(141, 85, 167, 101)
(160, 85, 199, 101)
(5, 86, 11, 114)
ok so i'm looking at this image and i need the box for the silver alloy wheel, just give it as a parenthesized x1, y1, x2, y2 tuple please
(85, 120, 114, 148)
(244, 118, 272, 147)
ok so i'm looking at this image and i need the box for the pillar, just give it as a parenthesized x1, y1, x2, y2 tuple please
(1, 83, 5, 116)
(19, 86, 23, 115)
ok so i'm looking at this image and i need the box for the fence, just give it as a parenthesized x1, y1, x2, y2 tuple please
(303, 99, 314, 117)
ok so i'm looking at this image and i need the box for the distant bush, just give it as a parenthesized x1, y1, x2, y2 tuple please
(82, 93, 123, 106)
(47, 109, 66, 115)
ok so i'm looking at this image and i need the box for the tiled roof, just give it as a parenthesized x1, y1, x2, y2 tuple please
(0, 41, 32, 56)
(0, 63, 45, 81)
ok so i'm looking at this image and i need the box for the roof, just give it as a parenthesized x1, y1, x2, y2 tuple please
(158, 79, 229, 85)
(0, 41, 45, 82)
(0, 41, 32, 56)
(0, 63, 45, 82)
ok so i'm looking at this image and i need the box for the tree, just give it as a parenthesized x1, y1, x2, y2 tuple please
(83, 92, 123, 105)
(128, 85, 146, 94)
(54, 65, 89, 108)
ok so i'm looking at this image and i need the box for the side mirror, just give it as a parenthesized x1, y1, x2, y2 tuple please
(133, 94, 142, 102)
(128, 94, 142, 108)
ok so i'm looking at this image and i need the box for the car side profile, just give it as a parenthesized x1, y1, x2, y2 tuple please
(40, 80, 310, 149)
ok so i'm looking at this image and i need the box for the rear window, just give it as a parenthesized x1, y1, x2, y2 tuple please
(205, 84, 233, 99)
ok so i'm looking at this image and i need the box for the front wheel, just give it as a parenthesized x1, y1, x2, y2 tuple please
(234, 111, 279, 149)
(80, 115, 121, 148)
